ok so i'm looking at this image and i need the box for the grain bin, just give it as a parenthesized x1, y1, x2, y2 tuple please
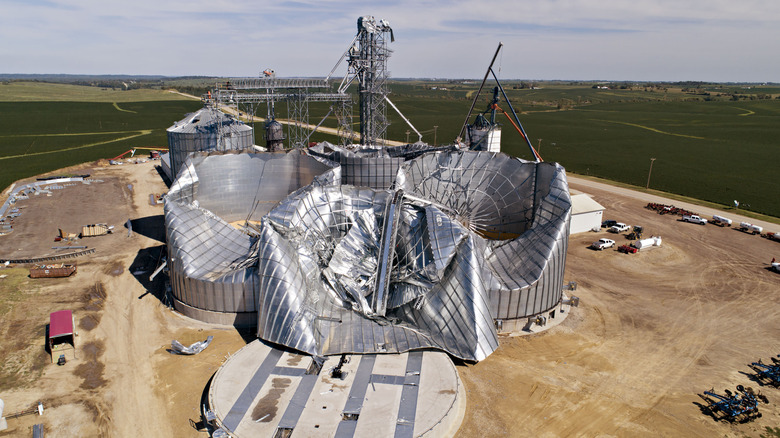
(166, 107, 254, 178)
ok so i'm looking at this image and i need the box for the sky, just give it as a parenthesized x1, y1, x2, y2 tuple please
(2, 0, 779, 82)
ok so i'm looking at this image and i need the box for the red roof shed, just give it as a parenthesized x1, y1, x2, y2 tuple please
(49, 310, 74, 338)
(49, 310, 76, 362)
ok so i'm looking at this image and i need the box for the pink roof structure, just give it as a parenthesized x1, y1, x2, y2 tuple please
(49, 310, 74, 339)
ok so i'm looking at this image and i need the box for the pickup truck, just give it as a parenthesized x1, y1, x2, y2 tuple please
(682, 215, 707, 225)
(609, 223, 630, 233)
(590, 238, 615, 250)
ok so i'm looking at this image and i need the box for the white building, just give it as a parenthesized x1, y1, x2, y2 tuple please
(569, 193, 605, 234)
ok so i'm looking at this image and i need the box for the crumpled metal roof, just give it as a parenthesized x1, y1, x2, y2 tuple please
(164, 148, 571, 362)
(253, 150, 570, 361)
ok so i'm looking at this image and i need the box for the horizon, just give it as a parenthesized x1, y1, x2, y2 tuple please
(2, 1, 778, 83)
(2, 73, 778, 85)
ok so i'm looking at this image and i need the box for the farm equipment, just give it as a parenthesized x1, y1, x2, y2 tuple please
(618, 244, 637, 254)
(645, 202, 697, 218)
(748, 356, 780, 387)
(109, 149, 136, 164)
(765, 232, 780, 242)
(699, 385, 762, 422)
(627, 225, 643, 240)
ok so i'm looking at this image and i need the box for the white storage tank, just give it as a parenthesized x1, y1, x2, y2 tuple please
(711, 214, 732, 226)
(634, 236, 662, 250)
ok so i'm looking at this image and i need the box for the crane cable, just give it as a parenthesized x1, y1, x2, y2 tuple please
(491, 104, 543, 162)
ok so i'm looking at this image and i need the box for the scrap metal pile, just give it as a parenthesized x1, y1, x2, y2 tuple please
(164, 145, 572, 362)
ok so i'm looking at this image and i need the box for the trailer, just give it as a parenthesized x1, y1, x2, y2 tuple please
(711, 215, 732, 227)
(30, 263, 77, 278)
(738, 222, 762, 235)
(81, 223, 113, 237)
(48, 310, 77, 363)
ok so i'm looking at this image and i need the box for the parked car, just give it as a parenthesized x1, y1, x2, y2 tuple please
(601, 220, 617, 228)
(682, 214, 707, 225)
(591, 238, 616, 250)
(609, 223, 630, 233)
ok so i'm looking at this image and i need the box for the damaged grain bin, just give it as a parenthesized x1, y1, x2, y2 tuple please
(163, 151, 338, 326)
(163, 146, 571, 362)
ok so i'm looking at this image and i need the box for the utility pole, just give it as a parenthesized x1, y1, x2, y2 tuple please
(646, 158, 656, 189)
(405, 130, 410, 144)
(433, 125, 438, 146)
(537, 138, 542, 154)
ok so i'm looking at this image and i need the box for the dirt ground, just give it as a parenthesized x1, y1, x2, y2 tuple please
(457, 177, 780, 437)
(0, 160, 249, 437)
(0, 161, 779, 437)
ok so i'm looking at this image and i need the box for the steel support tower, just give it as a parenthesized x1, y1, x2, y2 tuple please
(349, 16, 393, 145)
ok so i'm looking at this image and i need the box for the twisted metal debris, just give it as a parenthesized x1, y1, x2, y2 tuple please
(164, 145, 571, 361)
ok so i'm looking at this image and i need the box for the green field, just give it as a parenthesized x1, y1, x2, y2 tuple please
(0, 81, 197, 102)
(1, 80, 779, 218)
(0, 98, 202, 190)
(383, 83, 780, 218)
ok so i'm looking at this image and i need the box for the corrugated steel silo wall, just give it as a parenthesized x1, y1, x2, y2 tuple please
(163, 152, 336, 322)
(488, 161, 570, 319)
(396, 151, 571, 321)
(167, 126, 253, 180)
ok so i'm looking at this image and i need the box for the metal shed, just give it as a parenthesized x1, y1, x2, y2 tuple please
(569, 193, 605, 234)
(48, 310, 76, 363)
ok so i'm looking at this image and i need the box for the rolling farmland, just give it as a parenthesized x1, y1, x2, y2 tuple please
(1, 80, 779, 218)
(0, 97, 202, 191)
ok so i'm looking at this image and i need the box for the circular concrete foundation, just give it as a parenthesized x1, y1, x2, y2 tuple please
(208, 340, 465, 437)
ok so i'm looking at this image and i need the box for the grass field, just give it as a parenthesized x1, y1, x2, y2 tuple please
(384, 84, 780, 218)
(0, 99, 202, 190)
(1, 80, 779, 218)
(0, 81, 197, 102)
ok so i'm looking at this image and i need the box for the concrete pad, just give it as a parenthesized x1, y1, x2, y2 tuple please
(208, 340, 464, 437)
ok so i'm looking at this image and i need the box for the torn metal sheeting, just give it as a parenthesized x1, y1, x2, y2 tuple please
(164, 146, 571, 362)
(171, 336, 214, 355)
